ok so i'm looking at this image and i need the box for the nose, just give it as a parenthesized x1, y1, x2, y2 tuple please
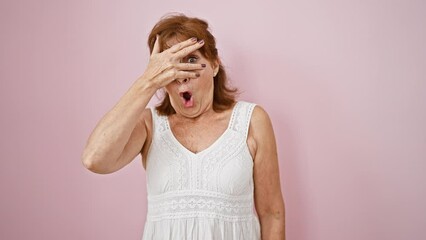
(176, 78, 190, 84)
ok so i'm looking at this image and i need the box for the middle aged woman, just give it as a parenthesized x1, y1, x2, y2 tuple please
(82, 13, 285, 239)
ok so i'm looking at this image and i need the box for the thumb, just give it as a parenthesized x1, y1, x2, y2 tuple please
(152, 34, 161, 54)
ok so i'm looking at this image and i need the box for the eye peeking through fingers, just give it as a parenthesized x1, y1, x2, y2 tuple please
(188, 56, 198, 63)
(181, 55, 198, 63)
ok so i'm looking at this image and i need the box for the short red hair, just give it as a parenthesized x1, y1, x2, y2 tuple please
(147, 13, 238, 115)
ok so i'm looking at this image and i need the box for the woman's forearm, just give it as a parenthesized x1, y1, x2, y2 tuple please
(81, 78, 156, 172)
(259, 212, 286, 240)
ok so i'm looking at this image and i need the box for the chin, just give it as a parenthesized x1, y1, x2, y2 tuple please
(178, 105, 202, 118)
(170, 99, 197, 115)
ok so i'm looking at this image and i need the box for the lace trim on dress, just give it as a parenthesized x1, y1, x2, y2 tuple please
(147, 189, 255, 222)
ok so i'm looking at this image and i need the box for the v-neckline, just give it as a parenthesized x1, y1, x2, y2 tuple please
(165, 101, 239, 157)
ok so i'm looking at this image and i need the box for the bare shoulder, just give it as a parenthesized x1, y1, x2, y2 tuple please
(140, 107, 154, 169)
(140, 107, 154, 143)
(140, 107, 153, 128)
(247, 104, 276, 159)
(251, 104, 270, 122)
(250, 104, 274, 136)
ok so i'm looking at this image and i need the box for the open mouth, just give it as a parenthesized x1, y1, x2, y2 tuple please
(179, 91, 194, 108)
(182, 92, 191, 101)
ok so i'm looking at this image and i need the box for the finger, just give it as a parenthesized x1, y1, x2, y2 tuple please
(168, 37, 198, 53)
(174, 70, 200, 79)
(159, 70, 200, 86)
(152, 34, 161, 54)
(174, 40, 205, 59)
(175, 63, 206, 71)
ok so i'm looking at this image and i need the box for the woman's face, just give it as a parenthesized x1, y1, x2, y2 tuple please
(164, 37, 219, 118)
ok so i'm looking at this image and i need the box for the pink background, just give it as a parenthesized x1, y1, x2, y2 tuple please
(1, 0, 425, 239)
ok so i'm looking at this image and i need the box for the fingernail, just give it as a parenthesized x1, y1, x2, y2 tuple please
(191, 37, 197, 42)
(196, 73, 200, 77)
(198, 40, 204, 45)
(201, 64, 206, 67)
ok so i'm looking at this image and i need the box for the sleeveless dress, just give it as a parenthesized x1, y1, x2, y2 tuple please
(142, 101, 261, 240)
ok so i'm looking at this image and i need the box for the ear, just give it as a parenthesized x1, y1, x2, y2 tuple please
(212, 58, 220, 77)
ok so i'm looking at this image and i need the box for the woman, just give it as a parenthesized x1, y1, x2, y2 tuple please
(82, 13, 285, 240)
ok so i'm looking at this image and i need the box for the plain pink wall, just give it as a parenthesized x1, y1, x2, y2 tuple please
(1, 0, 425, 239)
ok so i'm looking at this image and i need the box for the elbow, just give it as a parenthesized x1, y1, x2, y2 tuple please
(81, 158, 113, 174)
(81, 150, 95, 170)
(82, 158, 94, 170)
(256, 200, 286, 220)
(81, 152, 112, 174)
(81, 156, 98, 172)
(257, 208, 285, 220)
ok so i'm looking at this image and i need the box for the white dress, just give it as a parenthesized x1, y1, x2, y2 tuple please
(142, 101, 261, 240)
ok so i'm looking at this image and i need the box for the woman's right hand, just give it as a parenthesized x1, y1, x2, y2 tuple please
(138, 35, 206, 90)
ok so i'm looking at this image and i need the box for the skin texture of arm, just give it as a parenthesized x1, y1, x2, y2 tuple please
(81, 36, 205, 174)
(251, 105, 286, 240)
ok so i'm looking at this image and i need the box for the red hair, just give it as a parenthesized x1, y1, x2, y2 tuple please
(147, 13, 238, 115)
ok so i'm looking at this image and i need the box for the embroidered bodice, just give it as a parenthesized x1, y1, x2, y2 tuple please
(141, 101, 261, 240)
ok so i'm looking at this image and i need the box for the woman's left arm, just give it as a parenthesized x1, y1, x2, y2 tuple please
(250, 105, 286, 240)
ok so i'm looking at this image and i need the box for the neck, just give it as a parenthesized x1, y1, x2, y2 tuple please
(175, 100, 215, 123)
